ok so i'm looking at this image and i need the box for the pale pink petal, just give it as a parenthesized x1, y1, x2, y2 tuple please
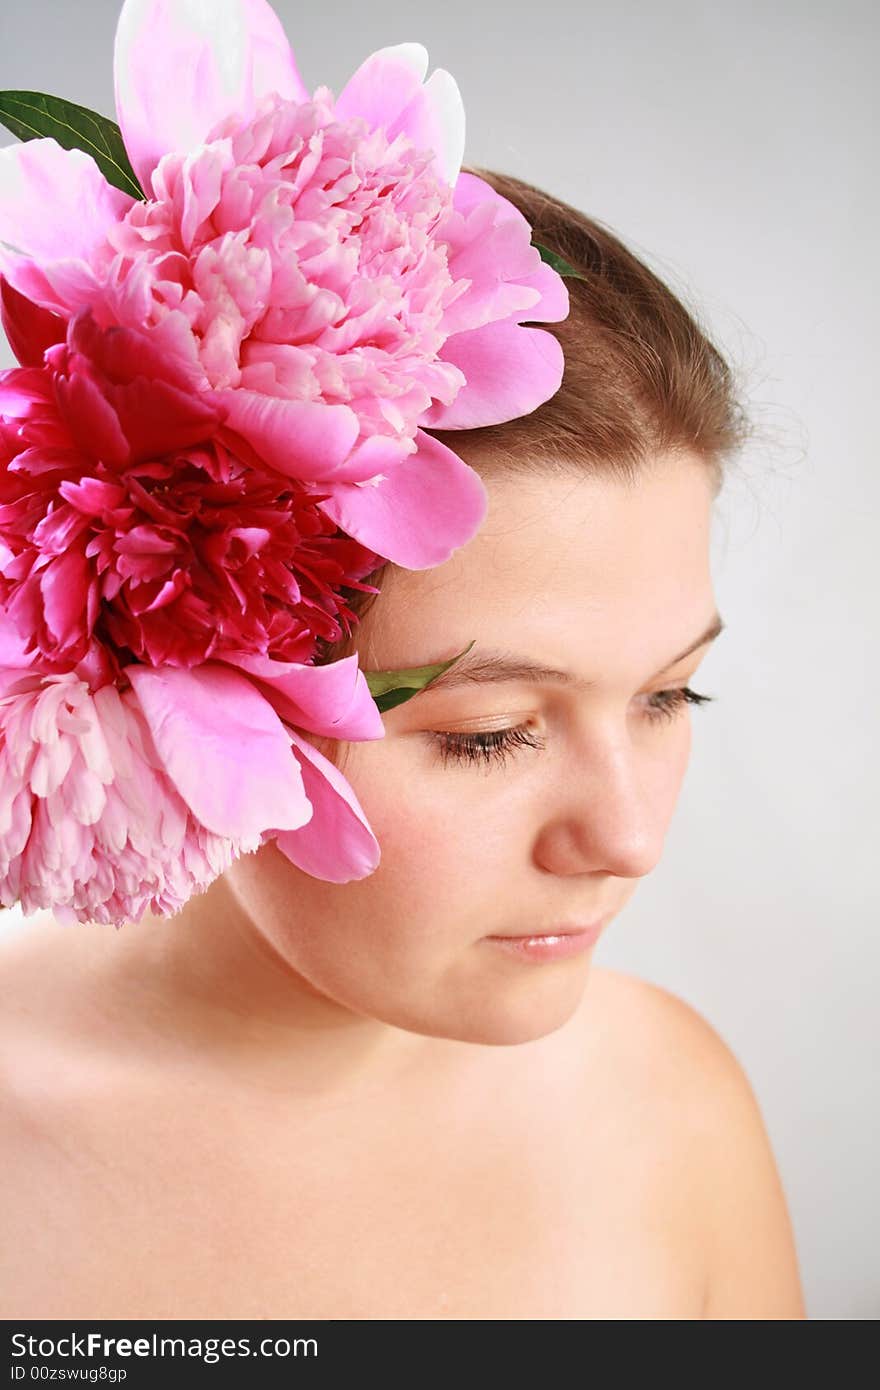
(272, 728, 380, 883)
(316, 428, 488, 569)
(439, 271, 541, 341)
(113, 0, 309, 192)
(435, 196, 543, 338)
(446, 171, 572, 326)
(0, 670, 291, 926)
(419, 317, 565, 429)
(512, 259, 572, 324)
(334, 44, 428, 129)
(451, 167, 506, 217)
(416, 169, 570, 427)
(327, 44, 468, 211)
(126, 661, 313, 839)
(337, 433, 417, 482)
(219, 651, 385, 741)
(385, 68, 465, 188)
(0, 140, 133, 273)
(215, 388, 362, 480)
(0, 257, 105, 319)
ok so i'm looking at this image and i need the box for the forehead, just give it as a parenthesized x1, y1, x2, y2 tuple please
(360, 454, 717, 665)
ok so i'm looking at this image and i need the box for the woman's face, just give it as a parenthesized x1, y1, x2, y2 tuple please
(225, 450, 722, 1045)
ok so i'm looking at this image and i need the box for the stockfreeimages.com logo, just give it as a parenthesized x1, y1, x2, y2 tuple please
(10, 1332, 315, 1367)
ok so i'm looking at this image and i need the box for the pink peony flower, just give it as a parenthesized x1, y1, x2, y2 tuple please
(0, 662, 302, 927)
(0, 0, 570, 926)
(0, 278, 389, 924)
(0, 0, 569, 567)
(0, 610, 385, 924)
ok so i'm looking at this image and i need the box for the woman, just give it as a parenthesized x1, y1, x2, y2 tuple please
(0, 166, 806, 1320)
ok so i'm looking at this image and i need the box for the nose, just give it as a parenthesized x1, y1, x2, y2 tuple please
(531, 728, 679, 879)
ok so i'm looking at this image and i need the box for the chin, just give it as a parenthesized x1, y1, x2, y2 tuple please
(469, 998, 585, 1047)
(406, 976, 588, 1047)
(481, 958, 593, 1046)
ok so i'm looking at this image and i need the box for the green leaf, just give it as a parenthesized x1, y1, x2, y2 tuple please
(364, 640, 476, 714)
(532, 239, 588, 281)
(0, 90, 145, 201)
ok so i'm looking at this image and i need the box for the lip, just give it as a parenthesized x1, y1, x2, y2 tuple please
(483, 919, 607, 962)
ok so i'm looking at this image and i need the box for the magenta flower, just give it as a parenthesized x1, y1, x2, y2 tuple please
(0, 0, 569, 925)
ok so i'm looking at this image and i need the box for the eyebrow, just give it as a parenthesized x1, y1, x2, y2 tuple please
(415, 614, 725, 694)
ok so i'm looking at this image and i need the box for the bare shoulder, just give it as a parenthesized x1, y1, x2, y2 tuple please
(587, 966, 807, 1320)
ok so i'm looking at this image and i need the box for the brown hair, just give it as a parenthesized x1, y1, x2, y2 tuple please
(312, 165, 751, 671)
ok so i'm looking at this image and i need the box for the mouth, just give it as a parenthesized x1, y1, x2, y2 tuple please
(482, 918, 609, 962)
(481, 917, 611, 961)
(486, 920, 606, 940)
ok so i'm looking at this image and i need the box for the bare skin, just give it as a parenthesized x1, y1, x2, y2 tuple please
(0, 456, 806, 1318)
(0, 911, 710, 1320)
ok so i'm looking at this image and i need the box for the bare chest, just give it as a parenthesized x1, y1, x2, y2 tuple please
(0, 1049, 705, 1320)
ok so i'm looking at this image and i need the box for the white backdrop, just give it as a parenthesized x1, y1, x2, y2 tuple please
(0, 0, 876, 1320)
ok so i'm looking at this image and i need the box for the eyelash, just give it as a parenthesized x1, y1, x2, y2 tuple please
(428, 687, 714, 768)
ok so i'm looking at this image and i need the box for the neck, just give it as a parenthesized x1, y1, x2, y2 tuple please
(100, 867, 441, 1101)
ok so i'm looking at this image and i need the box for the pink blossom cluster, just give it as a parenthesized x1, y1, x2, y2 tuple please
(0, 0, 569, 925)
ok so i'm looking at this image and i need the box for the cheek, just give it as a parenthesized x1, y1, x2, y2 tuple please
(666, 717, 693, 784)
(645, 718, 693, 825)
(341, 746, 521, 915)
(360, 786, 491, 900)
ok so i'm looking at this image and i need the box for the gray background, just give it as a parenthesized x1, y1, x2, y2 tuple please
(1, 0, 876, 1320)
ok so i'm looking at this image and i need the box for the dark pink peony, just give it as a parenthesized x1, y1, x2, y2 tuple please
(0, 284, 384, 677)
